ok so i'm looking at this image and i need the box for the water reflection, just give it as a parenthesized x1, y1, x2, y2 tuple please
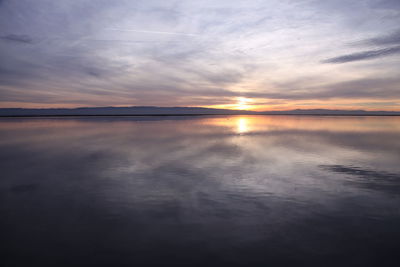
(0, 115, 399, 266)
(237, 117, 249, 134)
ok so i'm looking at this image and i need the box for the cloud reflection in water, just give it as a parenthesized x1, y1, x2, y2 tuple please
(0, 115, 400, 266)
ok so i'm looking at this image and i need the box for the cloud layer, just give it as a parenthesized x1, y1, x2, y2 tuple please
(323, 46, 400, 63)
(0, 0, 399, 110)
(323, 29, 400, 63)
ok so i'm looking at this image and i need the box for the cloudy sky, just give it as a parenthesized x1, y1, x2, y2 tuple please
(0, 0, 399, 110)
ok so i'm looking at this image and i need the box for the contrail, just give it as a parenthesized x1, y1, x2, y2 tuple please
(107, 28, 198, 37)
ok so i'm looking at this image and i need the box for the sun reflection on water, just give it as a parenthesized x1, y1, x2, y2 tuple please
(237, 117, 248, 134)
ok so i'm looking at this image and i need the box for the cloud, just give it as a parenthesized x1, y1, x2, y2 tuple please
(372, 0, 400, 10)
(322, 46, 400, 63)
(241, 77, 400, 100)
(0, 34, 33, 44)
(322, 29, 400, 64)
(107, 28, 199, 37)
(364, 29, 400, 46)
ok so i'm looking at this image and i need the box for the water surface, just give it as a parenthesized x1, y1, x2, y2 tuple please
(1, 115, 400, 266)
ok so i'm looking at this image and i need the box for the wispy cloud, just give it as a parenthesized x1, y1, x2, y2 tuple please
(0, 34, 33, 44)
(364, 29, 400, 46)
(107, 28, 198, 37)
(322, 46, 400, 63)
(323, 29, 400, 64)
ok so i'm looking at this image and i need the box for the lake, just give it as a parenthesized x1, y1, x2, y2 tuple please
(1, 115, 400, 266)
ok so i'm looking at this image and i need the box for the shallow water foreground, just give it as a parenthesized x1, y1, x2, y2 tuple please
(1, 115, 400, 266)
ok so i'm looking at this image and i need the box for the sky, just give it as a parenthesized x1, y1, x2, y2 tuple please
(0, 0, 399, 111)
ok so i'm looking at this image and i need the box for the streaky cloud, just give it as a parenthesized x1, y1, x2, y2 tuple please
(0, 34, 33, 44)
(107, 28, 199, 36)
(322, 46, 400, 63)
(365, 29, 400, 46)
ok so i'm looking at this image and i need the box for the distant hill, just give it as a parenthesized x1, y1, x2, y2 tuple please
(0, 106, 399, 116)
(0, 106, 255, 116)
(259, 109, 400, 115)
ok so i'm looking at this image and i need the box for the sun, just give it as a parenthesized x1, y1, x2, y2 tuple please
(236, 97, 251, 110)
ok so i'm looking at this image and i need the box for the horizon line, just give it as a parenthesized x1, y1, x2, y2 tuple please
(1, 106, 400, 113)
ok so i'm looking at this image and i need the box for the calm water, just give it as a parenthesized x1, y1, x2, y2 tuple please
(1, 115, 400, 266)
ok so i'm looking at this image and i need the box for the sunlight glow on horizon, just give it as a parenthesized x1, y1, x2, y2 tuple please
(235, 97, 251, 110)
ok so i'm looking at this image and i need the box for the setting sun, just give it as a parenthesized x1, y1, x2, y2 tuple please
(235, 97, 251, 110)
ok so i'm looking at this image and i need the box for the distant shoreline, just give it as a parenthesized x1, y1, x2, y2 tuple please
(1, 114, 400, 118)
(1, 107, 399, 117)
